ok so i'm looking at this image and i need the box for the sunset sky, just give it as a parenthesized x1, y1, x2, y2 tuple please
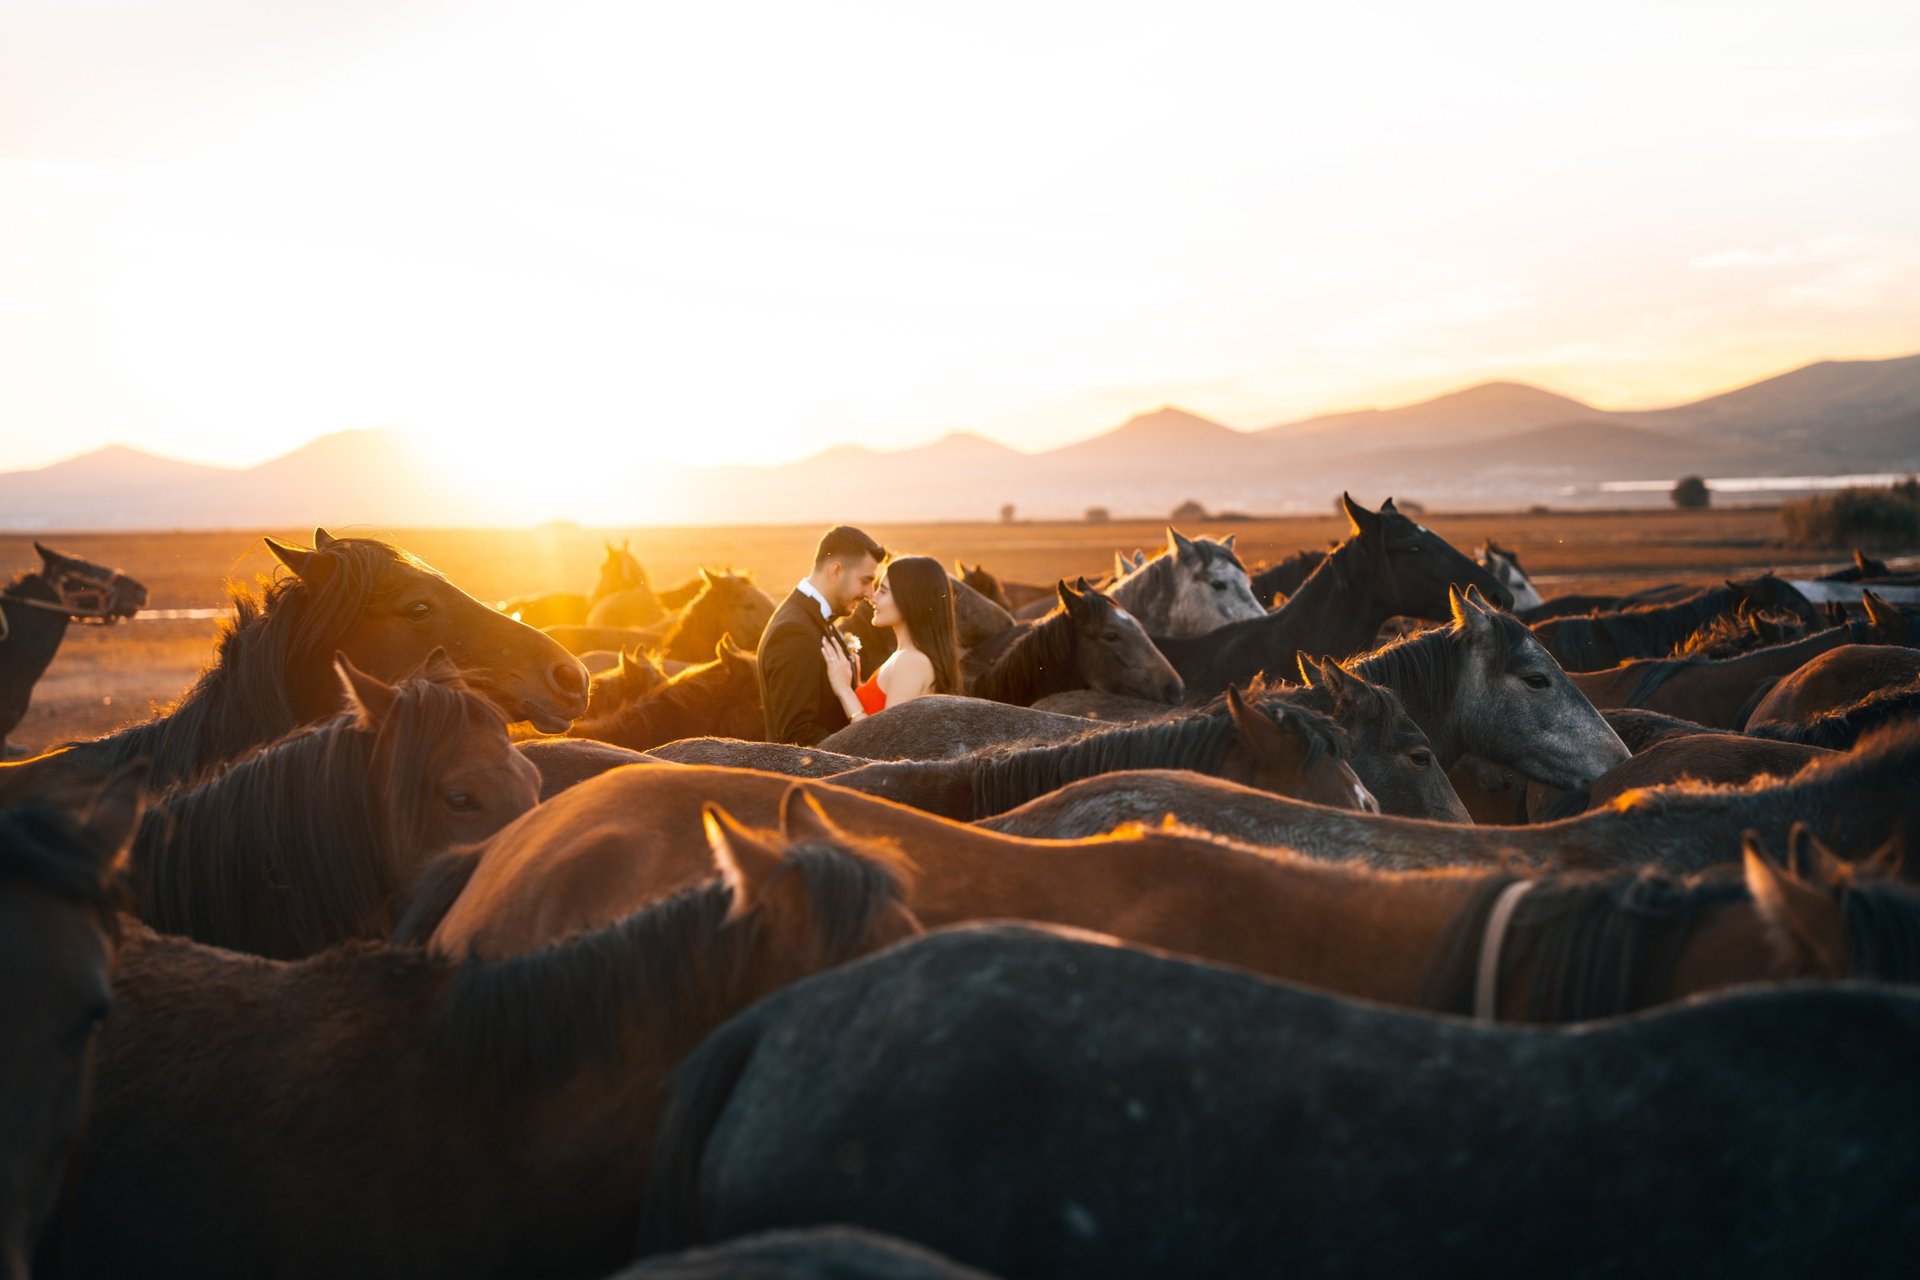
(2, 0, 1916, 509)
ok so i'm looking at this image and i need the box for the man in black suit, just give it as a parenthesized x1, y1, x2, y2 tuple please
(757, 525, 887, 745)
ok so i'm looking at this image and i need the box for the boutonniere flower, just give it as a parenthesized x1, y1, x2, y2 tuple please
(843, 633, 862, 656)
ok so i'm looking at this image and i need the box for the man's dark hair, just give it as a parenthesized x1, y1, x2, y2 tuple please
(813, 525, 887, 568)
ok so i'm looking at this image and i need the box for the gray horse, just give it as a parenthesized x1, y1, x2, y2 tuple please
(1106, 528, 1265, 637)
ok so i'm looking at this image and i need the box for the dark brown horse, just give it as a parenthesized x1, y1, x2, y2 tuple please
(1744, 643, 1920, 733)
(1248, 545, 1328, 606)
(1529, 574, 1821, 671)
(0, 531, 588, 800)
(1150, 496, 1514, 701)
(638, 926, 1920, 1279)
(585, 646, 669, 718)
(1, 543, 148, 754)
(954, 561, 1014, 611)
(963, 581, 1183, 706)
(1567, 608, 1913, 729)
(1569, 734, 1838, 812)
(654, 570, 775, 664)
(821, 689, 1376, 820)
(568, 637, 763, 751)
(2, 766, 143, 1280)
(45, 809, 920, 1280)
(131, 653, 538, 959)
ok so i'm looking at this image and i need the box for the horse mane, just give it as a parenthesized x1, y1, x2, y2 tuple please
(1540, 588, 1735, 671)
(660, 573, 766, 658)
(1623, 620, 1877, 715)
(428, 842, 906, 1088)
(390, 848, 483, 945)
(1348, 611, 1530, 722)
(1749, 680, 1920, 751)
(1844, 878, 1920, 981)
(1675, 608, 1806, 660)
(970, 713, 1243, 817)
(1422, 869, 1750, 1020)
(86, 537, 416, 787)
(132, 670, 500, 957)
(968, 609, 1076, 704)
(1607, 717, 1920, 813)
(0, 801, 122, 931)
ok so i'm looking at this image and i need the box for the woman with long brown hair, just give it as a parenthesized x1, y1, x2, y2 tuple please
(822, 555, 960, 721)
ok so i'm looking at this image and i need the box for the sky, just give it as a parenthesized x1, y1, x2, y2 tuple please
(2, 0, 1916, 510)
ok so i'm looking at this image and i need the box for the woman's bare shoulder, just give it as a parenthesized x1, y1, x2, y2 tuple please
(880, 648, 935, 696)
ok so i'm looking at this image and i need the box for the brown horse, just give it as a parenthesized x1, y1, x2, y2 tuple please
(45, 810, 919, 1280)
(585, 646, 669, 718)
(585, 541, 664, 628)
(0, 531, 589, 800)
(2, 766, 143, 1279)
(819, 689, 1376, 820)
(1567, 608, 1911, 729)
(954, 561, 1014, 611)
(653, 570, 776, 664)
(1531, 575, 1822, 672)
(1745, 644, 1920, 732)
(567, 638, 763, 751)
(131, 653, 538, 959)
(420, 768, 1409, 963)
(496, 541, 649, 629)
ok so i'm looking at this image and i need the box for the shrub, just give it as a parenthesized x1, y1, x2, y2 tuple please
(1084, 506, 1111, 524)
(1782, 482, 1920, 549)
(1671, 476, 1710, 509)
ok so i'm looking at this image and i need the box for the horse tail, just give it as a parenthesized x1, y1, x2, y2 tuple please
(635, 1008, 766, 1255)
(389, 849, 481, 945)
(1733, 676, 1783, 731)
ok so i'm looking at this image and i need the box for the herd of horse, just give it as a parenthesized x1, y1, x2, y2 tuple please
(4, 495, 1920, 1278)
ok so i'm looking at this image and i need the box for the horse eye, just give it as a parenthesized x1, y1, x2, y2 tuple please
(407, 601, 433, 621)
(1103, 631, 1120, 643)
(1408, 749, 1434, 768)
(1210, 580, 1227, 591)
(1522, 673, 1551, 690)
(445, 791, 476, 811)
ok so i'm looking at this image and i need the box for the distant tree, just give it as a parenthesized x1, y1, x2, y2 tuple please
(999, 503, 1017, 524)
(1671, 475, 1711, 510)
(1084, 506, 1111, 524)
(1171, 499, 1208, 522)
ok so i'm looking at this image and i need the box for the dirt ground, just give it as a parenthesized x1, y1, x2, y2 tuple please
(2, 506, 1887, 755)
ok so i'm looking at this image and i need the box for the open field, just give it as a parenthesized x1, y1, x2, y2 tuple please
(4, 505, 1899, 755)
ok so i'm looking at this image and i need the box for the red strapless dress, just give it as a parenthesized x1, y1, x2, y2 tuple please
(856, 673, 886, 715)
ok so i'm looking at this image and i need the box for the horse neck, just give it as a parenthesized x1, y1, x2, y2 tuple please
(909, 827, 1482, 995)
(976, 613, 1075, 704)
(0, 590, 71, 724)
(1109, 559, 1171, 626)
(1350, 631, 1467, 764)
(826, 759, 977, 821)
(1277, 542, 1392, 660)
(1737, 622, 1858, 673)
(90, 930, 667, 1274)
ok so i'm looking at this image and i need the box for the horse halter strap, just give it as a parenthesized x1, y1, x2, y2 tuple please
(3, 567, 132, 622)
(1473, 879, 1537, 1024)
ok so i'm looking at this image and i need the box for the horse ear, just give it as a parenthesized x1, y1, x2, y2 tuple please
(703, 805, 787, 922)
(312, 527, 337, 550)
(417, 646, 461, 683)
(80, 760, 149, 874)
(1463, 583, 1498, 615)
(1341, 492, 1379, 538)
(1113, 551, 1131, 578)
(1785, 823, 1849, 886)
(1742, 833, 1846, 977)
(1226, 687, 1308, 769)
(264, 536, 319, 580)
(1055, 580, 1082, 614)
(1296, 654, 1319, 687)
(1221, 534, 1236, 552)
(335, 654, 399, 723)
(1854, 548, 1872, 574)
(779, 784, 846, 846)
(1167, 527, 1197, 562)
(699, 566, 718, 587)
(1379, 497, 1400, 516)
(714, 633, 744, 665)
(32, 540, 57, 565)
(1861, 589, 1897, 632)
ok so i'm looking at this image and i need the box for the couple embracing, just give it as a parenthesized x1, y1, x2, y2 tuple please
(756, 526, 964, 746)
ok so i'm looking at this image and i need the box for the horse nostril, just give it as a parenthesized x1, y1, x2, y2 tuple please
(549, 659, 589, 700)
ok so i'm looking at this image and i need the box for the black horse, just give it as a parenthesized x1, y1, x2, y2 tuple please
(1150, 495, 1512, 700)
(1, 543, 147, 754)
(642, 925, 1920, 1279)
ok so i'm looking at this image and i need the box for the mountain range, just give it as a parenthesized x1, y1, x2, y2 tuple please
(4, 353, 1918, 529)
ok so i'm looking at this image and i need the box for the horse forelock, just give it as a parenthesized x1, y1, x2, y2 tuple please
(429, 842, 908, 1088)
(370, 675, 509, 857)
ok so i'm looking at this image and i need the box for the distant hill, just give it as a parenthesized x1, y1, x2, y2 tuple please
(5, 352, 1918, 528)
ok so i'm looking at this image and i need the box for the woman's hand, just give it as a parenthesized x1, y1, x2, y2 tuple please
(822, 637, 855, 694)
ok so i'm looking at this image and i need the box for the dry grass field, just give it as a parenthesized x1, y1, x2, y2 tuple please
(2, 505, 1884, 756)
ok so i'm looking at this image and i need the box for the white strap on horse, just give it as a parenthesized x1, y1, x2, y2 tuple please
(1473, 879, 1537, 1024)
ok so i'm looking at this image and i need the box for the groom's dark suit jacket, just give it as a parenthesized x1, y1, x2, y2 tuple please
(757, 587, 854, 746)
